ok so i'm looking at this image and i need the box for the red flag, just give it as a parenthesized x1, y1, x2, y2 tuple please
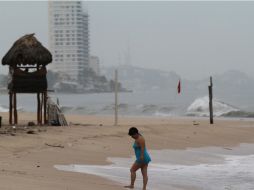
(177, 80, 181, 94)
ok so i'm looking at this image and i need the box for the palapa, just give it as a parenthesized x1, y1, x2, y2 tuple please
(1, 33, 52, 125)
(2, 33, 52, 66)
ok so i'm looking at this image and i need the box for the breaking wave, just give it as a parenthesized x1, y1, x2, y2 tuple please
(0, 105, 9, 112)
(186, 96, 254, 118)
(221, 111, 254, 118)
(60, 103, 178, 116)
(0, 105, 24, 112)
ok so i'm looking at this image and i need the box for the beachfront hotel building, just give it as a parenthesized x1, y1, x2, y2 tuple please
(48, 1, 89, 83)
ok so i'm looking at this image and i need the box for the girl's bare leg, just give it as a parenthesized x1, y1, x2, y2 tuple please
(124, 162, 140, 189)
(141, 164, 148, 190)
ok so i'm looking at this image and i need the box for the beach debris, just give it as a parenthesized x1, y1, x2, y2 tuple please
(47, 97, 68, 126)
(38, 128, 47, 132)
(27, 130, 36, 134)
(0, 131, 7, 134)
(50, 120, 60, 126)
(0, 125, 48, 136)
(223, 147, 233, 151)
(27, 121, 36, 126)
(45, 143, 64, 148)
(12, 126, 17, 133)
(192, 121, 200, 126)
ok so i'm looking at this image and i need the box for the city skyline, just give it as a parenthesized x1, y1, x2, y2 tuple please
(0, 1, 254, 80)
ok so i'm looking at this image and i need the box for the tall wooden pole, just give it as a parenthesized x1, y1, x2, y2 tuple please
(114, 69, 118, 126)
(9, 92, 13, 125)
(44, 92, 47, 125)
(208, 76, 214, 124)
(40, 92, 43, 125)
(37, 92, 41, 125)
(14, 92, 17, 124)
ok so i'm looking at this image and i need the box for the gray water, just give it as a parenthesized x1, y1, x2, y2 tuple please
(55, 144, 254, 190)
(0, 91, 194, 116)
(0, 90, 254, 117)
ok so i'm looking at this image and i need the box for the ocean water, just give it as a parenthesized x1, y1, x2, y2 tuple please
(0, 91, 193, 116)
(55, 144, 254, 190)
(0, 90, 254, 118)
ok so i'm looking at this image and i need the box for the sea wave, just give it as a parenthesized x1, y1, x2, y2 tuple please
(58, 97, 254, 118)
(221, 111, 254, 118)
(60, 103, 177, 116)
(186, 96, 240, 117)
(0, 105, 24, 112)
(154, 111, 173, 117)
(0, 105, 9, 112)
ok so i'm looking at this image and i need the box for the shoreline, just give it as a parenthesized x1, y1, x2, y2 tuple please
(0, 113, 254, 189)
(55, 143, 254, 190)
(2, 110, 254, 123)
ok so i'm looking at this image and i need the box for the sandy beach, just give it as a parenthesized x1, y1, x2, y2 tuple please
(0, 112, 254, 189)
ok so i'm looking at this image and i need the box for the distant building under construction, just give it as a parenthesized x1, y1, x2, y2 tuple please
(48, 1, 89, 83)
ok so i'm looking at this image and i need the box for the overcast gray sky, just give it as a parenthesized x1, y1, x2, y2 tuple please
(0, 1, 254, 80)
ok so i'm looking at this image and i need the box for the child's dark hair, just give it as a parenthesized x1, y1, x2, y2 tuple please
(128, 127, 139, 136)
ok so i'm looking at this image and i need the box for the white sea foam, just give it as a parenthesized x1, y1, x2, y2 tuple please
(187, 96, 239, 117)
(0, 105, 23, 112)
(55, 144, 254, 190)
(0, 105, 9, 112)
(153, 111, 172, 117)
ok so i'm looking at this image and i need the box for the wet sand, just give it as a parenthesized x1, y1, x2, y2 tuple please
(0, 112, 254, 189)
(56, 144, 254, 190)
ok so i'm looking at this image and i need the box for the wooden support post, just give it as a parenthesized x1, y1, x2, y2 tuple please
(44, 92, 47, 125)
(208, 76, 214, 124)
(14, 92, 17, 124)
(40, 93, 43, 125)
(9, 92, 13, 125)
(37, 92, 41, 125)
(114, 69, 118, 126)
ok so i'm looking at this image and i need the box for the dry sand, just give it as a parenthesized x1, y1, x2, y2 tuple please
(0, 112, 254, 189)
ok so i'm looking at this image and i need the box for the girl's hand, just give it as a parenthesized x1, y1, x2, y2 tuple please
(140, 155, 144, 161)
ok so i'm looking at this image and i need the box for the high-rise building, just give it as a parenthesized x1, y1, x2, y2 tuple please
(48, 1, 89, 83)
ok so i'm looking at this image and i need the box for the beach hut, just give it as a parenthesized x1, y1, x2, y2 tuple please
(2, 33, 52, 125)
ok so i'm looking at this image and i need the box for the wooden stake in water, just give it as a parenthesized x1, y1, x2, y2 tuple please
(208, 76, 214, 124)
(114, 69, 118, 126)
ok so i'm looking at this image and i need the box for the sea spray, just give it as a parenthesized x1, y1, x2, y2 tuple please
(186, 96, 239, 117)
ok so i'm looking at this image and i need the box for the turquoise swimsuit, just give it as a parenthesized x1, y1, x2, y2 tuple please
(133, 142, 151, 164)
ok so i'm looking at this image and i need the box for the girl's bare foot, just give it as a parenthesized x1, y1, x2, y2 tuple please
(124, 185, 134, 189)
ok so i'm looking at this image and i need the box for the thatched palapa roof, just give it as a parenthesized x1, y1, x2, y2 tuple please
(2, 33, 52, 66)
